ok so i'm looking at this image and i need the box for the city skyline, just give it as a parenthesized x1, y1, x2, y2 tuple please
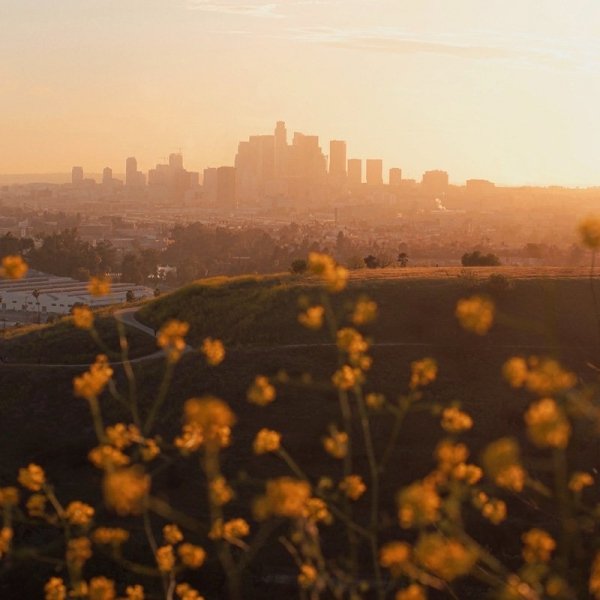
(4, 1, 600, 186)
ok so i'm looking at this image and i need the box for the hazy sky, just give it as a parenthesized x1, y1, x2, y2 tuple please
(3, 0, 600, 185)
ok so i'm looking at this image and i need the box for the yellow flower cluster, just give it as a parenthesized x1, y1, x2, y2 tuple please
(0, 487, 19, 507)
(178, 543, 206, 569)
(522, 528, 556, 564)
(409, 358, 437, 390)
(303, 497, 332, 524)
(125, 585, 145, 600)
(18, 463, 46, 491)
(1, 255, 28, 279)
(308, 252, 349, 292)
(476, 495, 507, 524)
(0, 527, 13, 559)
(65, 501, 95, 526)
(44, 577, 67, 600)
(441, 407, 473, 433)
(254, 477, 312, 520)
(455, 295, 495, 335)
(210, 476, 234, 506)
(569, 471, 594, 493)
(339, 474, 366, 500)
(352, 297, 378, 326)
(578, 216, 600, 249)
(73, 355, 113, 401)
(88, 276, 111, 297)
(414, 533, 478, 581)
(298, 564, 318, 589)
(435, 440, 469, 473)
(209, 517, 250, 541)
(247, 375, 276, 406)
(155, 545, 175, 572)
(298, 305, 325, 330)
(92, 527, 130, 546)
(332, 365, 363, 390)
(102, 467, 149, 516)
(66, 537, 92, 569)
(590, 552, 600, 599)
(253, 428, 281, 454)
(157, 319, 189, 363)
(88, 445, 130, 470)
(481, 438, 526, 492)
(397, 481, 441, 528)
(451, 463, 483, 485)
(323, 427, 348, 459)
(200, 337, 225, 366)
(175, 397, 236, 452)
(365, 392, 385, 409)
(395, 584, 427, 600)
(524, 398, 571, 449)
(379, 541, 411, 577)
(26, 493, 46, 517)
(72, 306, 94, 330)
(337, 327, 371, 369)
(163, 524, 183, 544)
(176, 583, 204, 599)
(503, 356, 576, 396)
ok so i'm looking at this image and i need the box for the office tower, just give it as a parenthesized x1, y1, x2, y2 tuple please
(72, 166, 83, 185)
(125, 156, 139, 187)
(289, 132, 327, 179)
(347, 159, 362, 184)
(217, 166, 236, 208)
(422, 170, 449, 194)
(102, 167, 113, 185)
(329, 140, 347, 178)
(366, 159, 383, 185)
(389, 168, 402, 186)
(169, 153, 183, 171)
(203, 168, 218, 203)
(274, 121, 288, 177)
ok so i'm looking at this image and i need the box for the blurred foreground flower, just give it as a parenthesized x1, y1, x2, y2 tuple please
(578, 216, 600, 249)
(456, 295, 494, 335)
(88, 276, 111, 297)
(308, 252, 348, 292)
(157, 319, 189, 363)
(1, 255, 28, 279)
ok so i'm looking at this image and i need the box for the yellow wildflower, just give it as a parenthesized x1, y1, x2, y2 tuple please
(178, 543, 206, 568)
(352, 297, 378, 325)
(0, 527, 13, 558)
(379, 541, 412, 577)
(524, 357, 576, 396)
(409, 358, 437, 390)
(210, 476, 234, 506)
(436, 440, 469, 472)
(397, 481, 441, 528)
(125, 585, 145, 600)
(303, 497, 332, 524)
(337, 327, 369, 364)
(72, 306, 94, 330)
(481, 499, 507, 524)
(179, 396, 236, 451)
(451, 463, 483, 485)
(88, 445, 130, 470)
(502, 357, 528, 388)
(157, 319, 189, 363)
(1, 255, 28, 279)
(103, 467, 149, 516)
(44, 577, 67, 600)
(441, 407, 473, 433)
(0, 487, 19, 507)
(175, 583, 204, 600)
(73, 355, 113, 401)
(414, 533, 478, 581)
(26, 493, 47, 517)
(163, 524, 183, 545)
(396, 584, 427, 600)
(298, 564, 318, 588)
(65, 501, 95, 526)
(569, 471, 594, 493)
(92, 527, 130, 546)
(365, 392, 385, 409)
(253, 428, 281, 454)
(298, 306, 325, 330)
(201, 337, 225, 366)
(66, 537, 92, 569)
(308, 252, 348, 292)
(88, 276, 111, 297)
(105, 423, 138, 449)
(455, 295, 494, 335)
(141, 439, 160, 462)
(524, 398, 571, 449)
(481, 438, 526, 492)
(332, 365, 361, 390)
(88, 576, 116, 600)
(590, 552, 600, 599)
(254, 477, 311, 520)
(339, 475, 366, 500)
(18, 463, 46, 491)
(210, 517, 250, 541)
(323, 427, 348, 459)
(578, 216, 600, 249)
(522, 528, 555, 564)
(247, 375, 276, 406)
(156, 544, 175, 572)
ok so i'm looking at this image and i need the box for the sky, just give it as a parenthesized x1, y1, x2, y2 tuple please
(3, 0, 600, 186)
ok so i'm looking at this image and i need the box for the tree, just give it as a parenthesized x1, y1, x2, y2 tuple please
(461, 251, 501, 266)
(364, 255, 379, 269)
(290, 259, 308, 274)
(398, 252, 409, 267)
(126, 290, 135, 303)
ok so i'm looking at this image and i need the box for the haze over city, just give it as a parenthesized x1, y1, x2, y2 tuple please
(4, 0, 600, 186)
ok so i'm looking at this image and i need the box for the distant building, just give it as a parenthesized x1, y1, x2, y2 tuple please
(329, 140, 347, 178)
(389, 168, 402, 186)
(72, 166, 83, 185)
(125, 157, 145, 187)
(366, 159, 383, 185)
(169, 153, 183, 171)
(422, 170, 449, 195)
(274, 121, 288, 178)
(217, 166, 236, 208)
(148, 153, 197, 200)
(102, 167, 113, 186)
(466, 179, 495, 194)
(348, 159, 362, 184)
(203, 168, 218, 203)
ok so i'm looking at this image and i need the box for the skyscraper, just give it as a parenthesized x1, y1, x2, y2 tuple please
(72, 166, 83, 185)
(217, 166, 237, 208)
(274, 121, 288, 178)
(389, 168, 402, 186)
(329, 140, 347, 178)
(422, 170, 449, 194)
(102, 167, 113, 185)
(126, 157, 143, 187)
(366, 159, 383, 185)
(347, 159, 362, 185)
(169, 153, 183, 171)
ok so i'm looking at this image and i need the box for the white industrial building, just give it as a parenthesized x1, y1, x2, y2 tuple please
(0, 270, 154, 317)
